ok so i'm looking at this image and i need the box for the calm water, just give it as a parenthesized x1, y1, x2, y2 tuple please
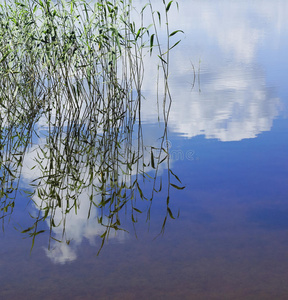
(1, 0, 288, 299)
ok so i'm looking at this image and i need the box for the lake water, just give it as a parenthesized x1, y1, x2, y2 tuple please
(1, 0, 288, 299)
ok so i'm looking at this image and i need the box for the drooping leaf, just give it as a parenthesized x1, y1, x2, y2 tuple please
(170, 183, 185, 190)
(167, 207, 175, 219)
(166, 1, 173, 12)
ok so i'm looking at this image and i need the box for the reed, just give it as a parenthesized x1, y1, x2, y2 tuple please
(0, 0, 184, 253)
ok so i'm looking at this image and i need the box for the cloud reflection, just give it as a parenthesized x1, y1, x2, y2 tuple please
(21, 140, 128, 264)
(21, 128, 166, 264)
(140, 0, 286, 141)
(169, 68, 279, 141)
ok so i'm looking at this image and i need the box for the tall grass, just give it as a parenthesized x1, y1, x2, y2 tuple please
(0, 0, 184, 253)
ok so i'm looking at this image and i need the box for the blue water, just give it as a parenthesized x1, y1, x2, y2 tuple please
(1, 0, 288, 299)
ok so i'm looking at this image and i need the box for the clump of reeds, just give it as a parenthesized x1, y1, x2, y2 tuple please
(0, 0, 184, 253)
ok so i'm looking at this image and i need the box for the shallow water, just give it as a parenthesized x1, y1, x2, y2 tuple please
(1, 0, 288, 299)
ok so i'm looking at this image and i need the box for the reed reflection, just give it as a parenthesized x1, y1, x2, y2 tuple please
(0, 0, 183, 261)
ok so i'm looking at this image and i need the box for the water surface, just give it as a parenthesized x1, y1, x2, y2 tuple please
(1, 0, 288, 299)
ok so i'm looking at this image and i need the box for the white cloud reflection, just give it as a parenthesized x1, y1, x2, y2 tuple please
(42, 189, 127, 264)
(140, 0, 287, 141)
(21, 129, 165, 264)
(21, 139, 128, 264)
(168, 67, 280, 141)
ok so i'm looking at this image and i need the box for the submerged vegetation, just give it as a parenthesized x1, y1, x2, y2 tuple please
(0, 0, 184, 254)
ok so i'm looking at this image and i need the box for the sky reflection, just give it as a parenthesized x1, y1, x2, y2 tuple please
(1, 1, 288, 298)
(140, 0, 288, 141)
(18, 0, 288, 264)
